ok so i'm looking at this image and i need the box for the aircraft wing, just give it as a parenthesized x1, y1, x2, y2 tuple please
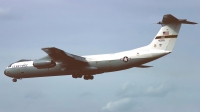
(41, 47, 88, 65)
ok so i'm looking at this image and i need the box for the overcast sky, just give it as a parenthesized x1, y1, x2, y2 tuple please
(0, 0, 200, 112)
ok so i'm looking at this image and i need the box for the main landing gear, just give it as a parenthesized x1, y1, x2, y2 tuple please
(72, 74, 83, 78)
(12, 78, 17, 82)
(72, 74, 94, 80)
(84, 75, 94, 80)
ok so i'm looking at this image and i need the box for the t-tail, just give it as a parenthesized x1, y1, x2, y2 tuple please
(148, 14, 197, 52)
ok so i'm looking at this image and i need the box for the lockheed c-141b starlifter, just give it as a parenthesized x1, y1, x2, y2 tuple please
(4, 14, 197, 82)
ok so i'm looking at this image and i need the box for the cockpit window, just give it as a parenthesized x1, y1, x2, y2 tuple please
(8, 64, 12, 67)
(8, 59, 32, 67)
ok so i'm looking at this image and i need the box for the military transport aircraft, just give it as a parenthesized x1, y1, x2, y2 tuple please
(4, 14, 197, 82)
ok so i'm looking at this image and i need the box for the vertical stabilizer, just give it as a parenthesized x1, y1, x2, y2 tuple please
(148, 14, 197, 52)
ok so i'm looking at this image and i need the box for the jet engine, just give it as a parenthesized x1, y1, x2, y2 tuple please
(33, 60, 56, 69)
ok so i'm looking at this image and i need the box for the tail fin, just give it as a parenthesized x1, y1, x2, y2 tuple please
(149, 14, 197, 52)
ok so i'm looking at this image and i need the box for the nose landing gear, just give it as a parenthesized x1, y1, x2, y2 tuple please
(12, 78, 17, 82)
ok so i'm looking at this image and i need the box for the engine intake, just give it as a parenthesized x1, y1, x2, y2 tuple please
(33, 60, 56, 69)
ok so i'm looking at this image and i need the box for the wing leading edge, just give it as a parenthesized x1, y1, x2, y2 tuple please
(41, 47, 88, 64)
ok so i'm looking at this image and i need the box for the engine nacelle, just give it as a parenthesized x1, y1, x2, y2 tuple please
(33, 60, 56, 69)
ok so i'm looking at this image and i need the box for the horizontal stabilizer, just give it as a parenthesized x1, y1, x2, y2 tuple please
(157, 14, 197, 24)
(135, 65, 153, 68)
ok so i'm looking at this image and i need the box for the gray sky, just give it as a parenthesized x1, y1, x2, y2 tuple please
(0, 0, 200, 112)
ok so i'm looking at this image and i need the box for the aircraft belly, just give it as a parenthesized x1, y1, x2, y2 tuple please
(109, 58, 152, 71)
(95, 61, 111, 70)
(92, 57, 159, 73)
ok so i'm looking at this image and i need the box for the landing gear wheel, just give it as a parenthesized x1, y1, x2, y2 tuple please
(89, 75, 94, 80)
(84, 75, 88, 80)
(12, 78, 17, 82)
(72, 74, 82, 78)
(77, 75, 82, 78)
(84, 75, 94, 80)
(72, 75, 78, 78)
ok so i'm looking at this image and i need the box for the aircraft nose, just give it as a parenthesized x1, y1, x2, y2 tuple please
(4, 69, 7, 76)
